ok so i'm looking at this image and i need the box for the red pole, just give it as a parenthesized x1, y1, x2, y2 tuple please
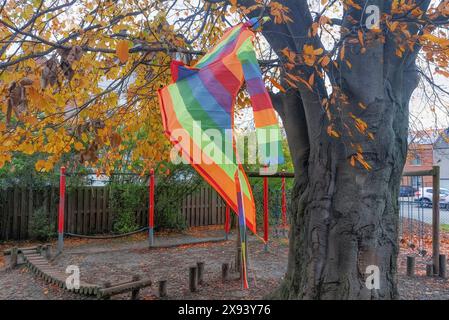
(57, 166, 66, 252)
(225, 205, 230, 240)
(263, 166, 269, 251)
(282, 175, 287, 226)
(149, 168, 155, 246)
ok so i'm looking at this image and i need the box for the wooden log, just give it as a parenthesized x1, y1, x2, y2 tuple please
(100, 282, 111, 300)
(10, 247, 18, 268)
(158, 280, 167, 298)
(131, 275, 141, 300)
(44, 245, 52, 260)
(98, 279, 152, 299)
(439, 254, 447, 278)
(4, 245, 49, 255)
(189, 266, 198, 292)
(197, 262, 204, 285)
(426, 263, 434, 277)
(222, 263, 229, 282)
(406, 256, 415, 277)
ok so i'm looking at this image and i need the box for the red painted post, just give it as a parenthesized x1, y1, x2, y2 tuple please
(149, 168, 155, 247)
(225, 205, 230, 240)
(263, 166, 269, 251)
(281, 175, 287, 227)
(57, 167, 66, 252)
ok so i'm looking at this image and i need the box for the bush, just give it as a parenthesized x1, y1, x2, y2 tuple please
(109, 184, 141, 234)
(29, 206, 55, 241)
(108, 165, 202, 233)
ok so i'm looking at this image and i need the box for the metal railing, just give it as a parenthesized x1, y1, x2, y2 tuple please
(400, 166, 440, 274)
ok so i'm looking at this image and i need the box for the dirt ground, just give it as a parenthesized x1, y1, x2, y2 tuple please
(0, 224, 448, 300)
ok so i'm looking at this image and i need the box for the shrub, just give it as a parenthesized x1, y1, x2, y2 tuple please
(109, 184, 141, 234)
(29, 206, 55, 241)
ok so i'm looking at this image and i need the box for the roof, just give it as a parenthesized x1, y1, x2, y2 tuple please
(408, 128, 446, 145)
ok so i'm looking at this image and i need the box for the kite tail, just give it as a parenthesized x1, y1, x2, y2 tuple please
(235, 169, 249, 289)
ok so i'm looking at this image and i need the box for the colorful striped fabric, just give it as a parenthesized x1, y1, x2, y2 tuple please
(158, 18, 284, 233)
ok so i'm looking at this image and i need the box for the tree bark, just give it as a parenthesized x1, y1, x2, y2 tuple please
(239, 0, 424, 299)
(272, 56, 417, 299)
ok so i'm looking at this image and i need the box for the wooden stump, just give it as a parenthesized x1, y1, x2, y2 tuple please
(426, 263, 434, 277)
(158, 280, 167, 298)
(406, 256, 415, 277)
(189, 267, 198, 292)
(439, 254, 447, 278)
(102, 282, 111, 300)
(197, 262, 204, 285)
(43, 245, 52, 260)
(222, 263, 229, 282)
(10, 247, 18, 268)
(131, 275, 141, 300)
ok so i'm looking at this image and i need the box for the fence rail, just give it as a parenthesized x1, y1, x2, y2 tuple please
(0, 186, 228, 240)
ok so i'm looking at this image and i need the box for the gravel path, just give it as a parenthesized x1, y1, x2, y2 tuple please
(1, 225, 448, 300)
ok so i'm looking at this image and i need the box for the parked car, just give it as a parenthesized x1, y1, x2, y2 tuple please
(400, 185, 415, 197)
(414, 187, 449, 207)
(440, 194, 449, 210)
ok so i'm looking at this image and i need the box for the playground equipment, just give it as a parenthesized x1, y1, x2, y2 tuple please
(49, 166, 293, 292)
(4, 245, 153, 299)
(54, 167, 292, 253)
(247, 170, 292, 249)
(55, 167, 235, 252)
(5, 245, 100, 296)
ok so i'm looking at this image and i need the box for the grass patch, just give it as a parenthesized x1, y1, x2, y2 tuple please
(441, 224, 449, 232)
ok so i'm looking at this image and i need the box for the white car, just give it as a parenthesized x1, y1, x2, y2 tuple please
(414, 187, 449, 207)
(441, 194, 449, 210)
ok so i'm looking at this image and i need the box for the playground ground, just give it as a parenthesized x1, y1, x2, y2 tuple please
(1, 223, 449, 300)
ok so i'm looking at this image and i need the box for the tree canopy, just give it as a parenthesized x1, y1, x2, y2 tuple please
(0, 0, 448, 175)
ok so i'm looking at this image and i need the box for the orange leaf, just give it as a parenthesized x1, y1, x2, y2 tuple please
(350, 156, 356, 167)
(268, 77, 286, 93)
(358, 30, 364, 47)
(116, 40, 129, 63)
(308, 73, 315, 86)
(320, 55, 330, 67)
(284, 78, 298, 89)
(340, 45, 345, 60)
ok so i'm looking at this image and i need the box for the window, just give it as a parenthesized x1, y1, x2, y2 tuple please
(411, 176, 422, 188)
(411, 154, 422, 165)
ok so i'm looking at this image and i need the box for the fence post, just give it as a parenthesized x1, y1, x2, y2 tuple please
(148, 168, 155, 247)
(57, 167, 66, 253)
(439, 254, 446, 278)
(281, 172, 287, 227)
(432, 166, 440, 275)
(263, 166, 269, 252)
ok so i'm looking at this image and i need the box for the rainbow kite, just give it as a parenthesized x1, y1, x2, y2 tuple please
(158, 18, 283, 236)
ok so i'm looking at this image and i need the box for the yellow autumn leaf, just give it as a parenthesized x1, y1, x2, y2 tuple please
(74, 142, 84, 151)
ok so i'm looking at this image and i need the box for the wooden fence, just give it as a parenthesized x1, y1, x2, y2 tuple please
(0, 186, 227, 240)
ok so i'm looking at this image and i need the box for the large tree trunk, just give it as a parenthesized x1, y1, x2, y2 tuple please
(239, 0, 426, 299)
(272, 55, 418, 299)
